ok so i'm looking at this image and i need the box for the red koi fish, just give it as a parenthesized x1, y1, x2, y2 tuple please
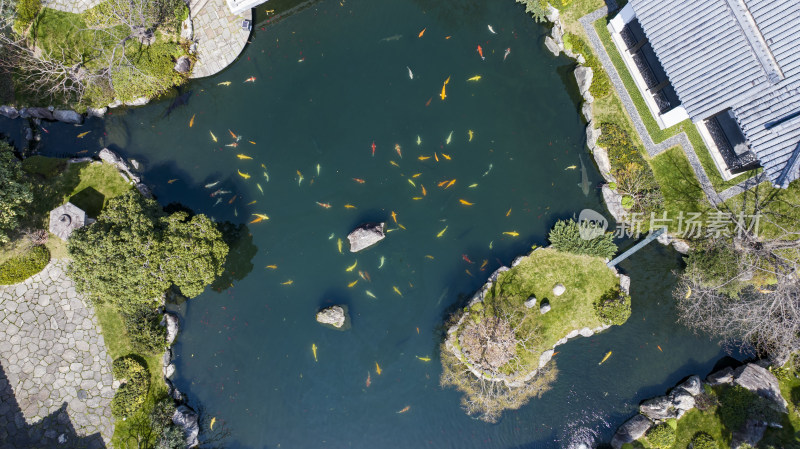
(462, 254, 474, 264)
(477, 45, 485, 60)
(371, 141, 376, 156)
(244, 76, 256, 83)
(353, 178, 365, 184)
(366, 371, 371, 388)
(316, 201, 332, 209)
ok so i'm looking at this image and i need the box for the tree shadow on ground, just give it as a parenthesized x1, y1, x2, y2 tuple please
(70, 186, 105, 218)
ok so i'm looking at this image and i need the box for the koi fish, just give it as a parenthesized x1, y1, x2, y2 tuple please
(565, 165, 577, 170)
(462, 254, 474, 264)
(218, 81, 232, 86)
(421, 185, 427, 196)
(244, 76, 256, 83)
(346, 260, 358, 272)
(390, 160, 399, 167)
(598, 351, 612, 365)
(685, 287, 691, 299)
(391, 144, 401, 159)
(337, 238, 343, 253)
(441, 153, 451, 160)
(316, 163, 320, 176)
(416, 356, 431, 362)
(312, 343, 318, 362)
(297, 170, 304, 186)
(348, 280, 359, 288)
(77, 131, 90, 138)
(489, 240, 493, 249)
(189, 114, 195, 127)
(375, 362, 382, 375)
(503, 47, 511, 61)
(425, 255, 434, 259)
(237, 154, 252, 160)
(316, 201, 332, 209)
(393, 286, 402, 296)
(249, 141, 256, 145)
(480, 260, 488, 270)
(366, 290, 376, 299)
(253, 213, 270, 220)
(282, 279, 294, 285)
(398, 224, 406, 230)
(366, 372, 371, 388)
(250, 216, 265, 224)
(468, 130, 474, 141)
(358, 270, 371, 282)
(226, 142, 240, 148)
(228, 129, 239, 140)
(440, 82, 447, 100)
(445, 180, 456, 189)
(416, 135, 421, 145)
(488, 24, 497, 34)
(446, 131, 453, 144)
(407, 179, 416, 187)
(506, 208, 512, 217)
(657, 345, 663, 352)
(437, 226, 448, 238)
(397, 406, 410, 414)
(205, 181, 220, 188)
(469, 183, 478, 188)
(483, 163, 493, 176)
(344, 204, 356, 209)
(266, 265, 277, 269)
(210, 131, 217, 142)
(411, 173, 422, 178)
(167, 179, 178, 184)
(238, 170, 250, 179)
(378, 256, 385, 268)
(435, 152, 439, 162)
(407, 66, 413, 80)
(391, 211, 398, 223)
(211, 189, 231, 197)
(425, 97, 432, 106)
(459, 199, 474, 206)
(371, 141, 376, 156)
(418, 28, 425, 38)
(228, 195, 237, 204)
(213, 198, 223, 206)
(467, 75, 481, 82)
(257, 183, 263, 194)
(210, 417, 216, 430)
(503, 231, 519, 237)
(418, 156, 430, 161)
(477, 45, 485, 60)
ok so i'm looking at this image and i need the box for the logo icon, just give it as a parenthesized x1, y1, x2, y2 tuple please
(578, 209, 608, 240)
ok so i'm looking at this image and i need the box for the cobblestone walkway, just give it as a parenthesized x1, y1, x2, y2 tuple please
(0, 261, 114, 448)
(578, 6, 764, 205)
(190, 0, 252, 78)
(41, 0, 102, 14)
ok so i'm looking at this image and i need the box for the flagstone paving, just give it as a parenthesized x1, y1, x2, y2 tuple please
(190, 0, 252, 79)
(0, 261, 114, 448)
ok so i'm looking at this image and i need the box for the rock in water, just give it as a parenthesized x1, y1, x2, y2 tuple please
(706, 366, 734, 385)
(161, 312, 180, 345)
(172, 405, 199, 448)
(347, 222, 385, 252)
(316, 305, 347, 328)
(53, 110, 84, 124)
(574, 66, 594, 96)
(610, 414, 652, 449)
(553, 283, 566, 296)
(639, 395, 677, 421)
(677, 375, 703, 396)
(544, 36, 560, 56)
(0, 105, 19, 119)
(540, 299, 551, 314)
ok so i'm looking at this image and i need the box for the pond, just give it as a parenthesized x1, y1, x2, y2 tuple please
(0, 0, 729, 447)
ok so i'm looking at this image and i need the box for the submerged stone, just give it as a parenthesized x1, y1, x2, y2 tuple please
(316, 305, 347, 328)
(347, 222, 385, 252)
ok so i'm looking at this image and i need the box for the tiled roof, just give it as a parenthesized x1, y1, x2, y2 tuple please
(630, 0, 800, 187)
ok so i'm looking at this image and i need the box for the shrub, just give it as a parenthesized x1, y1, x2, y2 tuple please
(0, 245, 50, 285)
(598, 122, 645, 170)
(548, 219, 618, 259)
(590, 67, 611, 98)
(694, 392, 719, 412)
(594, 287, 631, 326)
(14, 0, 39, 27)
(1, 141, 34, 243)
(562, 33, 611, 99)
(111, 356, 150, 418)
(123, 304, 168, 354)
(690, 432, 718, 449)
(685, 244, 745, 298)
(515, 0, 550, 22)
(645, 422, 676, 449)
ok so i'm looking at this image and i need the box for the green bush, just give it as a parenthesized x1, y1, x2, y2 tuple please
(515, 0, 550, 22)
(0, 245, 50, 285)
(548, 219, 618, 259)
(111, 356, 150, 418)
(110, 42, 188, 102)
(717, 385, 755, 431)
(562, 33, 611, 99)
(685, 244, 745, 298)
(14, 0, 39, 27)
(598, 122, 646, 170)
(123, 304, 168, 354)
(590, 67, 611, 98)
(646, 422, 676, 449)
(690, 432, 718, 449)
(594, 287, 631, 325)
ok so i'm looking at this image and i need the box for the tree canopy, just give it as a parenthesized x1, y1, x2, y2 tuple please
(0, 141, 33, 244)
(68, 191, 228, 310)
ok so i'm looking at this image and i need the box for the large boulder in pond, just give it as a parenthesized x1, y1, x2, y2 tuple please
(677, 375, 703, 396)
(733, 363, 788, 413)
(639, 395, 677, 421)
(172, 405, 199, 447)
(316, 305, 347, 328)
(161, 312, 180, 345)
(611, 414, 652, 449)
(348, 222, 385, 252)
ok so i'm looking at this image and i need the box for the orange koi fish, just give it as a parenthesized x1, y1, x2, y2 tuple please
(228, 195, 237, 204)
(394, 143, 402, 158)
(397, 406, 411, 414)
(418, 28, 426, 38)
(167, 179, 178, 184)
(250, 216, 265, 224)
(353, 178, 365, 184)
(434, 152, 439, 162)
(418, 156, 430, 161)
(425, 97, 432, 107)
(244, 76, 256, 83)
(358, 271, 371, 282)
(441, 153, 451, 160)
(228, 129, 238, 139)
(366, 372, 371, 388)
(477, 45, 485, 60)
(459, 199, 473, 206)
(445, 179, 456, 189)
(421, 185, 427, 196)
(226, 142, 238, 147)
(189, 114, 195, 128)
(506, 208, 512, 217)
(371, 141, 376, 156)
(391, 211, 398, 223)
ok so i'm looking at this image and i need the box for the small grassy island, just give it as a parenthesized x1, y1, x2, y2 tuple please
(441, 221, 630, 422)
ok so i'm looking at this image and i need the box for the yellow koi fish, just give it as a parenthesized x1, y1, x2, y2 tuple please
(348, 280, 359, 288)
(210, 417, 216, 430)
(467, 75, 481, 81)
(375, 362, 382, 375)
(435, 152, 439, 162)
(437, 226, 448, 238)
(416, 356, 431, 362)
(266, 265, 277, 269)
(337, 238, 343, 253)
(390, 160, 399, 167)
(238, 170, 251, 179)
(506, 208, 512, 217)
(480, 260, 488, 270)
(297, 170, 304, 186)
(237, 154, 252, 160)
(249, 141, 256, 145)
(281, 279, 294, 285)
(468, 130, 473, 141)
(440, 83, 447, 100)
(412, 173, 421, 178)
(210, 131, 217, 142)
(421, 185, 427, 196)
(167, 179, 178, 184)
(398, 224, 406, 230)
(459, 199, 474, 206)
(469, 183, 478, 188)
(346, 260, 358, 272)
(391, 211, 398, 223)
(446, 131, 453, 144)
(503, 231, 519, 237)
(189, 114, 195, 128)
(365, 290, 376, 299)
(598, 351, 612, 365)
(312, 343, 318, 362)
(218, 81, 232, 86)
(257, 183, 264, 194)
(445, 179, 456, 189)
(77, 131, 90, 138)
(247, 200, 257, 205)
(344, 204, 356, 209)
(252, 213, 269, 220)
(418, 156, 430, 161)
(441, 153, 451, 160)
(425, 255, 434, 259)
(407, 179, 416, 187)
(393, 286, 402, 296)
(565, 165, 577, 170)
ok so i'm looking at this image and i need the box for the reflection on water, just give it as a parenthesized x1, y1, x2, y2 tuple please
(0, 0, 731, 447)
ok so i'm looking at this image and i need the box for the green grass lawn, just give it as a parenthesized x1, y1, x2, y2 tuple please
(466, 248, 621, 375)
(650, 146, 710, 229)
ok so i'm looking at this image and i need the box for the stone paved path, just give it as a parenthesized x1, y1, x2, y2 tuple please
(578, 6, 764, 206)
(190, 0, 252, 78)
(41, 0, 102, 14)
(0, 261, 114, 448)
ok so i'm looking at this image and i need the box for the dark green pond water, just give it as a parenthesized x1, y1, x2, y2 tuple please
(1, 0, 731, 447)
